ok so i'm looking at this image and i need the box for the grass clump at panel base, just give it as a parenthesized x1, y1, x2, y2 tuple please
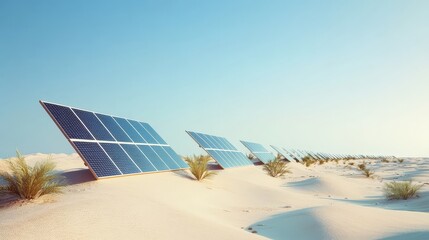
(263, 158, 291, 178)
(184, 155, 216, 181)
(0, 151, 65, 200)
(384, 181, 423, 200)
(302, 156, 316, 167)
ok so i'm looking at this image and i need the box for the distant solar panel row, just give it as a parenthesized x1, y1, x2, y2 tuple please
(41, 101, 188, 179)
(186, 131, 253, 168)
(240, 140, 275, 164)
(270, 145, 296, 163)
(284, 148, 302, 162)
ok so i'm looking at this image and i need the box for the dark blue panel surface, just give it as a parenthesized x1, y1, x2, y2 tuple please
(44, 103, 94, 140)
(73, 141, 121, 177)
(113, 117, 145, 143)
(138, 145, 169, 171)
(121, 144, 157, 172)
(128, 120, 157, 144)
(72, 109, 115, 141)
(163, 146, 188, 169)
(100, 143, 141, 174)
(151, 145, 180, 169)
(96, 114, 132, 142)
(140, 122, 167, 144)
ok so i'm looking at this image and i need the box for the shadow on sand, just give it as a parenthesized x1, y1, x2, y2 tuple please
(247, 207, 330, 240)
(379, 231, 429, 240)
(328, 191, 429, 213)
(61, 169, 96, 185)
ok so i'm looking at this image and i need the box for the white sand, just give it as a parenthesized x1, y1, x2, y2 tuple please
(0, 154, 428, 240)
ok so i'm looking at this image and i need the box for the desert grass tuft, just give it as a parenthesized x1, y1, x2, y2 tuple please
(362, 168, 375, 178)
(357, 162, 367, 171)
(398, 159, 404, 163)
(263, 158, 291, 177)
(318, 159, 325, 165)
(184, 155, 216, 181)
(383, 181, 423, 200)
(0, 151, 65, 200)
(302, 156, 316, 167)
(381, 158, 390, 163)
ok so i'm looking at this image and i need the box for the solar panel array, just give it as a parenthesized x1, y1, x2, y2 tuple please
(240, 140, 275, 164)
(41, 101, 188, 179)
(270, 145, 296, 163)
(284, 148, 303, 162)
(186, 131, 253, 168)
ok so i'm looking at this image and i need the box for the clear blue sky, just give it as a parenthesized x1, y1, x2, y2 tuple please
(1, 1, 428, 158)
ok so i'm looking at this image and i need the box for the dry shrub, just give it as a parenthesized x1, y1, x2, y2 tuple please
(263, 159, 291, 178)
(184, 155, 216, 181)
(384, 181, 423, 200)
(0, 151, 65, 200)
(362, 168, 375, 178)
(302, 156, 316, 167)
(357, 162, 366, 171)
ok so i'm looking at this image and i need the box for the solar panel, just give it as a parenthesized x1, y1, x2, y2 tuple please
(284, 148, 303, 162)
(40, 101, 188, 179)
(186, 131, 253, 169)
(240, 140, 275, 164)
(270, 145, 296, 163)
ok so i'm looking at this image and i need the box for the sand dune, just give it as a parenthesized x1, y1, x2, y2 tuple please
(0, 154, 428, 239)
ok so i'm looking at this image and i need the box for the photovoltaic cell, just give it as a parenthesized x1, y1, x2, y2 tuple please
(137, 145, 169, 171)
(187, 131, 253, 169)
(141, 122, 167, 144)
(96, 113, 132, 142)
(113, 117, 146, 143)
(240, 140, 275, 164)
(99, 143, 141, 174)
(44, 103, 94, 140)
(72, 109, 115, 141)
(73, 141, 121, 177)
(40, 101, 188, 179)
(128, 120, 157, 144)
(120, 144, 157, 172)
(284, 148, 303, 162)
(270, 145, 296, 163)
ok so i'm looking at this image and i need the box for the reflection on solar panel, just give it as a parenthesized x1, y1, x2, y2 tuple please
(284, 148, 303, 162)
(270, 145, 296, 163)
(40, 101, 188, 179)
(186, 131, 253, 169)
(240, 140, 275, 164)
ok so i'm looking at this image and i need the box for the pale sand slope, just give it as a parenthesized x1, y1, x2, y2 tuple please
(0, 154, 428, 240)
